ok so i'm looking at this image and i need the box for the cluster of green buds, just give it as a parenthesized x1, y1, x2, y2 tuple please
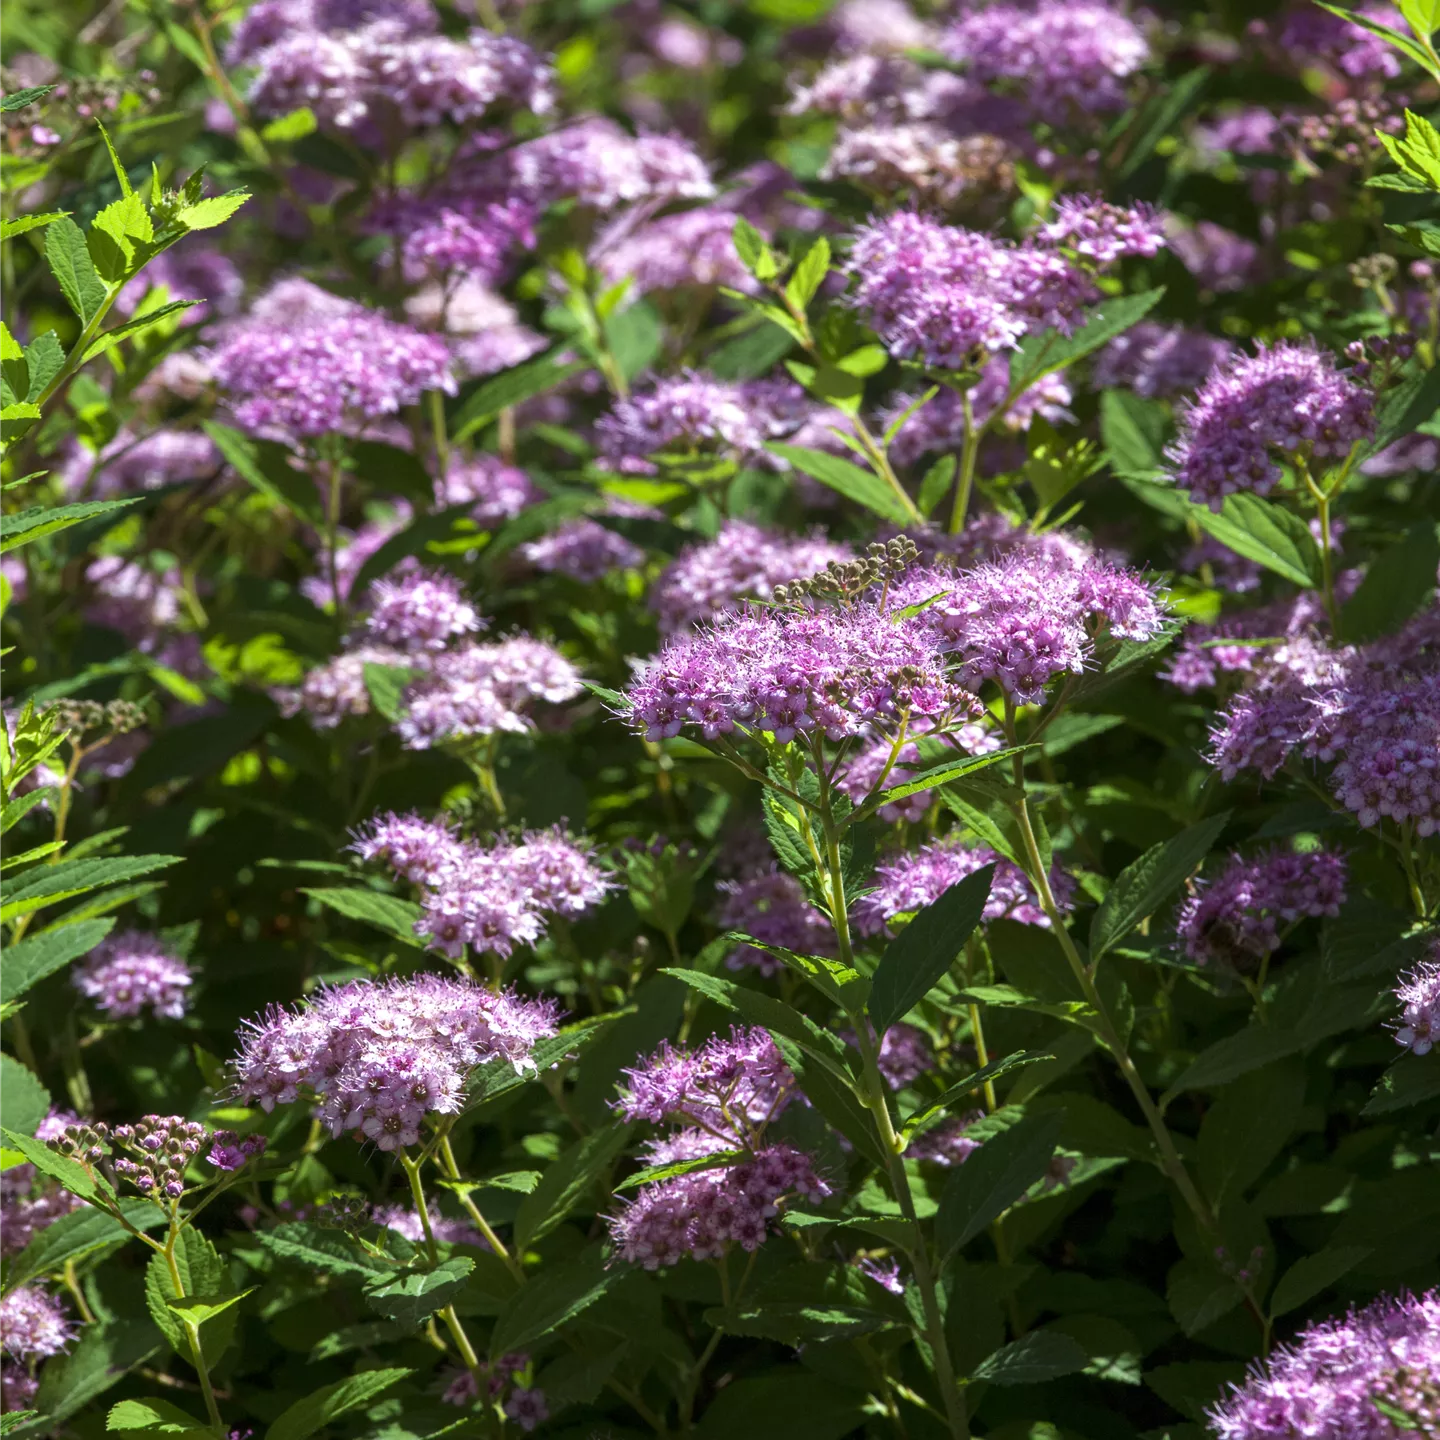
(772, 537, 920, 608)
(47, 698, 148, 741)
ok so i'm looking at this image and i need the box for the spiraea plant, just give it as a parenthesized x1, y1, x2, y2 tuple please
(3, 0, 1440, 1436)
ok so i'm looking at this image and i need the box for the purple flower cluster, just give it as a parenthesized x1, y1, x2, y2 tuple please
(847, 211, 1095, 370)
(521, 516, 646, 582)
(244, 18, 553, 138)
(73, 930, 193, 1020)
(354, 811, 611, 958)
(1, 1111, 82, 1259)
(852, 833, 1072, 936)
(1174, 848, 1349, 969)
(714, 868, 835, 975)
(907, 1112, 984, 1167)
(1167, 221, 1263, 294)
(382, 195, 537, 286)
(608, 1027, 828, 1267)
(624, 594, 982, 746)
(437, 455, 541, 528)
(76, 428, 222, 498)
(822, 125, 1014, 207)
(0, 1286, 73, 1361)
(869, 1022, 935, 1089)
(650, 521, 853, 632)
(276, 643, 415, 728)
(507, 119, 713, 211)
(593, 208, 760, 295)
(837, 725, 999, 822)
(1273, 5, 1404, 84)
(595, 373, 809, 474)
(50, 1115, 215, 1199)
(942, 0, 1150, 123)
(362, 567, 485, 652)
(1039, 195, 1167, 266)
(209, 303, 455, 439)
(1208, 1287, 1440, 1439)
(396, 636, 583, 747)
(1393, 948, 1440, 1057)
(891, 551, 1168, 704)
(1168, 343, 1374, 509)
(231, 974, 561, 1149)
(206, 1129, 271, 1171)
(373, 1204, 484, 1247)
(1091, 321, 1233, 399)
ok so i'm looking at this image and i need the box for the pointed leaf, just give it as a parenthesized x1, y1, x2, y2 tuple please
(1268, 1247, 1370, 1319)
(264, 1369, 411, 1440)
(1, 917, 115, 1001)
(766, 442, 915, 524)
(45, 217, 108, 324)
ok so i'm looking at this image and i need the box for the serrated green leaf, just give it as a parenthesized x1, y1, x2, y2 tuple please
(0, 1054, 50, 1136)
(1268, 1247, 1370, 1319)
(144, 1229, 236, 1367)
(45, 216, 108, 324)
(82, 301, 202, 363)
(106, 1397, 212, 1435)
(175, 191, 251, 232)
(364, 1257, 473, 1326)
(784, 237, 830, 313)
(300, 886, 422, 945)
(0, 918, 113, 1001)
(902, 1051, 1052, 1139)
(1, 853, 182, 923)
(3, 86, 56, 113)
(254, 1222, 392, 1281)
(451, 353, 592, 441)
(514, 1123, 631, 1250)
(7, 1197, 162, 1289)
(0, 497, 142, 554)
(264, 1368, 411, 1440)
(489, 1247, 615, 1358)
(0, 1126, 113, 1205)
(1009, 289, 1165, 392)
(1190, 492, 1324, 588)
(972, 1330, 1089, 1385)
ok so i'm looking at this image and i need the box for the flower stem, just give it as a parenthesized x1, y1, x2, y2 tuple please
(436, 1135, 527, 1284)
(947, 390, 979, 536)
(817, 805, 969, 1440)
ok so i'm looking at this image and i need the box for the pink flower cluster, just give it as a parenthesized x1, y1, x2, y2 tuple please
(715, 868, 834, 976)
(354, 810, 612, 959)
(1174, 848, 1348, 969)
(851, 833, 1072, 937)
(231, 974, 561, 1149)
(363, 567, 485, 653)
(1393, 947, 1440, 1057)
(73, 930, 193, 1020)
(1209, 1288, 1440, 1439)
(650, 521, 853, 633)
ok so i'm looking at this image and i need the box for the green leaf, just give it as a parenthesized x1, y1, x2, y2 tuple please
(1371, 360, 1440, 455)
(934, 1108, 1064, 1261)
(766, 442, 915, 524)
(1317, 4, 1440, 76)
(362, 663, 420, 723)
(451, 353, 591, 441)
(0, 1126, 112, 1205)
(3, 86, 56, 112)
(731, 217, 776, 280)
(1191, 492, 1324, 587)
(1167, 1258, 1243, 1336)
(35, 1319, 162, 1427)
(21, 331, 64, 402)
(364, 1257, 474, 1326)
(94, 122, 133, 197)
(603, 301, 663, 383)
(1196, 1062, 1305, 1208)
(0, 853, 182, 923)
(776, 1033, 890, 1170)
(1268, 1247, 1370, 1319)
(613, 1148, 746, 1191)
(692, 1369, 867, 1440)
(1088, 814, 1228, 964)
(175, 190, 251, 232)
(1114, 66, 1211, 180)
(144, 1229, 236, 1368)
(513, 1123, 631, 1250)
(868, 864, 995, 1034)
(488, 1247, 616, 1358)
(166, 1291, 255, 1330)
(1009, 289, 1165, 391)
(971, 1330, 1089, 1385)
(106, 1397, 212, 1435)
(300, 887, 422, 946)
(45, 216, 108, 325)
(0, 497, 142, 554)
(1340, 522, 1440, 642)
(467, 1016, 619, 1107)
(902, 1051, 1052, 1139)
(201, 423, 322, 524)
(784, 236, 831, 312)
(1, 211, 68, 242)
(1100, 389, 1168, 476)
(6, 1198, 163, 1289)
(264, 1369, 411, 1440)
(1, 917, 115, 1001)
(1362, 1052, 1440, 1114)
(0, 789, 55, 833)
(82, 301, 202, 363)
(870, 746, 1027, 808)
(254, 1222, 391, 1282)
(89, 193, 152, 280)
(0, 1055, 49, 1137)
(260, 107, 317, 142)
(918, 454, 956, 518)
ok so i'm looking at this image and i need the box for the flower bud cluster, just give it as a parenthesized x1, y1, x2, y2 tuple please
(772, 538, 919, 608)
(48, 1115, 241, 1200)
(46, 698, 148, 740)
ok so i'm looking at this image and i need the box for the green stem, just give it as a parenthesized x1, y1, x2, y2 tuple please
(436, 1135, 526, 1284)
(947, 390, 980, 536)
(428, 389, 451, 479)
(817, 807, 969, 1440)
(164, 1225, 224, 1430)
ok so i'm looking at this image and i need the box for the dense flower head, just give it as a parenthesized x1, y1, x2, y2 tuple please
(606, 1140, 829, 1268)
(396, 636, 583, 748)
(437, 455, 540, 527)
(231, 974, 561, 1148)
(205, 1130, 270, 1172)
(1039, 195, 1167, 265)
(1274, 5, 1404, 84)
(0, 1287, 73, 1361)
(593, 208, 759, 295)
(362, 567, 485, 653)
(373, 1204, 484, 1246)
(847, 211, 1094, 369)
(276, 643, 417, 729)
(507, 119, 713, 210)
(625, 588, 983, 746)
(595, 374, 809, 474)
(651, 521, 853, 633)
(1167, 221, 1262, 294)
(73, 930, 193, 1020)
(715, 868, 835, 975)
(245, 22, 554, 137)
(617, 1027, 798, 1136)
(852, 833, 1072, 936)
(823, 124, 1014, 206)
(869, 1023, 934, 1090)
(354, 812, 611, 957)
(1091, 321, 1233, 398)
(1393, 949, 1440, 1057)
(1207, 1287, 1440, 1439)
(1168, 342, 1374, 509)
(1175, 848, 1349, 969)
(210, 304, 455, 438)
(381, 194, 537, 285)
(942, 1, 1150, 122)
(80, 428, 221, 498)
(888, 551, 1168, 704)
(521, 518, 645, 581)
